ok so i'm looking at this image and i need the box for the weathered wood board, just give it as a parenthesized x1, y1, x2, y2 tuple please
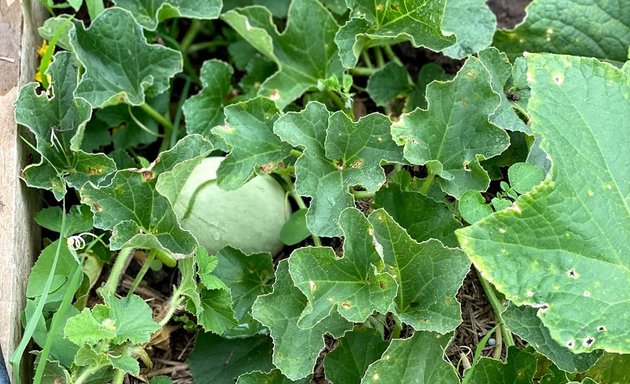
(0, 0, 46, 380)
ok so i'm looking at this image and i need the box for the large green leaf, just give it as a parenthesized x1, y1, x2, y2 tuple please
(464, 346, 537, 384)
(391, 56, 509, 198)
(441, 0, 496, 59)
(67, 295, 160, 346)
(457, 54, 630, 354)
(189, 333, 274, 384)
(81, 135, 213, 257)
(70, 7, 182, 107)
(213, 247, 275, 321)
(580, 353, 630, 383)
(182, 60, 233, 138)
(477, 48, 530, 133)
(24, 300, 80, 368)
(222, 0, 342, 109)
(361, 332, 458, 384)
(366, 62, 412, 106)
(15, 51, 115, 200)
(324, 327, 388, 384)
(213, 97, 292, 189)
(288, 208, 397, 327)
(251, 260, 352, 380)
(196, 288, 238, 334)
(335, 0, 455, 68)
(503, 306, 601, 373)
(237, 369, 309, 384)
(369, 209, 469, 333)
(113, 0, 222, 30)
(373, 183, 461, 247)
(493, 0, 630, 63)
(26, 239, 82, 304)
(178, 250, 237, 334)
(274, 101, 403, 236)
(224, 0, 290, 18)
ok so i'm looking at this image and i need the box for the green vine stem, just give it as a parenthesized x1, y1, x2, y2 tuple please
(361, 50, 374, 69)
(33, 263, 84, 383)
(373, 46, 386, 68)
(349, 67, 377, 76)
(476, 269, 515, 348)
(180, 20, 202, 53)
(351, 190, 374, 199)
(383, 45, 403, 67)
(419, 172, 436, 195)
(278, 174, 322, 247)
(127, 251, 156, 297)
(112, 368, 125, 384)
(171, 76, 192, 148)
(159, 287, 186, 326)
(139, 103, 174, 151)
(74, 364, 109, 384)
(100, 247, 135, 298)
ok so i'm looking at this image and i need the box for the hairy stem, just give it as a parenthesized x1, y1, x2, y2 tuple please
(349, 67, 377, 76)
(419, 172, 435, 195)
(127, 251, 156, 297)
(477, 269, 515, 348)
(279, 174, 321, 247)
(351, 190, 374, 199)
(159, 287, 185, 326)
(139, 103, 174, 152)
(361, 50, 374, 69)
(101, 247, 134, 298)
(74, 364, 109, 384)
(374, 46, 385, 68)
(383, 45, 403, 67)
(112, 369, 125, 384)
(180, 20, 202, 53)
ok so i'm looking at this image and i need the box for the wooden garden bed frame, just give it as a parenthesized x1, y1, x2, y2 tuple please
(0, 0, 46, 381)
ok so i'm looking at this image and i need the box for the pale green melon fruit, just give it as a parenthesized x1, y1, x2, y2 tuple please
(173, 157, 290, 256)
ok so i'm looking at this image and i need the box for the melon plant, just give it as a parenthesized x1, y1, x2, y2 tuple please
(9, 0, 630, 383)
(172, 156, 290, 256)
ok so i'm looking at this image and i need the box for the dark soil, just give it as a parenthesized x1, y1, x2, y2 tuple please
(487, 0, 531, 29)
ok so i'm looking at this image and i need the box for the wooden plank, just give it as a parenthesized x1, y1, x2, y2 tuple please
(0, 0, 46, 380)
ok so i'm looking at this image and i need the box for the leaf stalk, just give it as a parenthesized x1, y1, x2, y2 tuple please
(476, 269, 515, 348)
(100, 247, 135, 298)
